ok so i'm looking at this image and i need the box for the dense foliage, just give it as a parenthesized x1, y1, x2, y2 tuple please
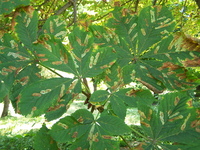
(0, 0, 200, 149)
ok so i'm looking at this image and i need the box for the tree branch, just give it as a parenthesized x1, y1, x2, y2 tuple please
(152, 0, 157, 6)
(54, 1, 73, 15)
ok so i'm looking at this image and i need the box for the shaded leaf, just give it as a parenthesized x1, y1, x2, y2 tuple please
(33, 35, 77, 75)
(68, 27, 117, 77)
(50, 109, 94, 143)
(34, 124, 59, 150)
(15, 9, 38, 51)
(9, 64, 42, 109)
(18, 78, 74, 116)
(45, 79, 82, 121)
(0, 47, 31, 99)
(96, 115, 131, 135)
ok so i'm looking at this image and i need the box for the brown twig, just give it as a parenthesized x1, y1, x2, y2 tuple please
(134, 0, 139, 12)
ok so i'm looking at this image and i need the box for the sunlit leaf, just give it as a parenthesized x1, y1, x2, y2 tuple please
(41, 16, 67, 40)
(136, 91, 200, 149)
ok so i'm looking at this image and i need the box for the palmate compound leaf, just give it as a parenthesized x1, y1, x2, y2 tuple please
(0, 0, 30, 15)
(33, 34, 77, 75)
(0, 46, 32, 99)
(99, 6, 199, 92)
(68, 27, 117, 78)
(34, 124, 59, 150)
(15, 8, 38, 51)
(136, 91, 200, 149)
(18, 78, 74, 117)
(49, 109, 131, 150)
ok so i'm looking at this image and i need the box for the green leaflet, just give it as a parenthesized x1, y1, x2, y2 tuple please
(15, 9, 38, 51)
(33, 35, 77, 75)
(18, 78, 74, 117)
(136, 91, 200, 149)
(108, 88, 138, 120)
(9, 64, 41, 109)
(0, 0, 30, 15)
(0, 47, 32, 99)
(89, 90, 109, 104)
(41, 15, 67, 40)
(68, 27, 117, 77)
(50, 109, 94, 143)
(138, 6, 175, 53)
(45, 79, 82, 121)
(33, 124, 59, 150)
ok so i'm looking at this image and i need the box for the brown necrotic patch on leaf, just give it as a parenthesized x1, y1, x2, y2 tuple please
(105, 75, 111, 82)
(92, 132, 99, 142)
(186, 99, 193, 107)
(40, 58, 48, 62)
(37, 54, 46, 57)
(191, 120, 200, 128)
(196, 127, 200, 133)
(58, 122, 69, 129)
(75, 147, 82, 150)
(174, 33, 200, 52)
(168, 115, 183, 122)
(47, 104, 65, 112)
(140, 121, 150, 127)
(32, 93, 42, 97)
(77, 116, 84, 123)
(126, 89, 141, 97)
(72, 132, 78, 138)
(62, 53, 68, 64)
(52, 61, 63, 65)
(182, 58, 200, 67)
(138, 110, 146, 119)
(102, 135, 112, 139)
(32, 106, 37, 111)
(136, 78, 164, 94)
(40, 89, 52, 94)
(9, 66, 17, 70)
(20, 76, 29, 86)
(174, 96, 180, 106)
(157, 62, 180, 71)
